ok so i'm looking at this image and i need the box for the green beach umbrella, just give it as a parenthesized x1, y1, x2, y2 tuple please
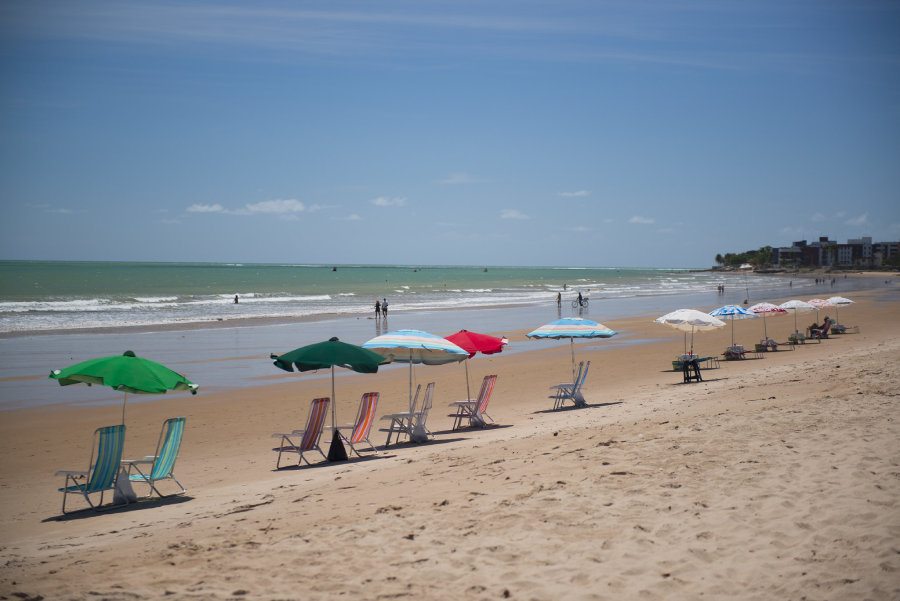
(271, 337, 389, 461)
(49, 350, 198, 425)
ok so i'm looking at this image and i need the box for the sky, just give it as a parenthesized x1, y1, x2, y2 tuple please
(0, 0, 898, 267)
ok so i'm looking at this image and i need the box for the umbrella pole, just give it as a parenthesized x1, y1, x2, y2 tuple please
(121, 392, 127, 426)
(763, 313, 767, 339)
(684, 332, 686, 355)
(409, 360, 413, 415)
(732, 319, 735, 347)
(331, 365, 336, 430)
(690, 326, 694, 355)
(465, 360, 471, 401)
(570, 338, 576, 384)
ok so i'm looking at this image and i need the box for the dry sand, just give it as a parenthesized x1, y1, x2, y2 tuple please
(1, 291, 899, 600)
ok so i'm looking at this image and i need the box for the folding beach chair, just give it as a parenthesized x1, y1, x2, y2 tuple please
(550, 361, 590, 409)
(409, 382, 435, 442)
(380, 385, 421, 446)
(831, 324, 859, 334)
(56, 424, 128, 514)
(448, 375, 497, 429)
(271, 397, 330, 468)
(123, 417, 187, 498)
(324, 392, 380, 457)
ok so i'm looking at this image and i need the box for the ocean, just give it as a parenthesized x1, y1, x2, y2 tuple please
(1, 261, 790, 334)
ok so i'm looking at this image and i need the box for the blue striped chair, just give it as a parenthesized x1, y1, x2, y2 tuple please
(56, 424, 127, 514)
(124, 417, 187, 498)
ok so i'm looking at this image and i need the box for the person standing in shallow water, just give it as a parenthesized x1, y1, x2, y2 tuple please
(374, 299, 381, 318)
(234, 295, 239, 304)
(382, 298, 389, 317)
(557, 292, 561, 308)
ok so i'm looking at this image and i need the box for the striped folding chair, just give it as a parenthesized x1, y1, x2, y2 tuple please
(448, 375, 497, 429)
(56, 424, 128, 514)
(325, 392, 380, 457)
(123, 417, 187, 498)
(271, 398, 330, 468)
(549, 361, 589, 410)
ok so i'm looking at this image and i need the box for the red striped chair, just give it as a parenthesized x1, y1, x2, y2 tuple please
(271, 397, 330, 468)
(448, 375, 497, 429)
(325, 392, 380, 457)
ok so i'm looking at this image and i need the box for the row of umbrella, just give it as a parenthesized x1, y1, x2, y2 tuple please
(48, 317, 615, 459)
(655, 296, 855, 352)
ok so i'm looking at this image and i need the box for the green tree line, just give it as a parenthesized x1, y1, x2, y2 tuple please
(714, 246, 776, 267)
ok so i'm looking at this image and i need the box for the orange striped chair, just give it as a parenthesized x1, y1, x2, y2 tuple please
(325, 392, 380, 457)
(271, 397, 330, 468)
(448, 375, 497, 429)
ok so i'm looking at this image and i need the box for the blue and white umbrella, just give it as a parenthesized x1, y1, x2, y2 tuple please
(362, 330, 468, 422)
(708, 305, 759, 347)
(526, 318, 616, 384)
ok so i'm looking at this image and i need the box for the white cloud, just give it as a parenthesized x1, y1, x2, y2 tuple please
(604, 218, 613, 223)
(346, 214, 361, 220)
(811, 212, 824, 222)
(371, 196, 407, 207)
(657, 227, 674, 233)
(307, 204, 337, 212)
(779, 226, 805, 236)
(245, 199, 304, 214)
(558, 190, 589, 197)
(278, 214, 299, 221)
(187, 203, 224, 213)
(835, 211, 846, 218)
(845, 213, 868, 226)
(628, 216, 654, 224)
(439, 172, 479, 185)
(501, 209, 529, 220)
(160, 219, 181, 224)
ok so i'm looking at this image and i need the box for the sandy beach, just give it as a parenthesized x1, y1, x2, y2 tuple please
(1, 289, 899, 600)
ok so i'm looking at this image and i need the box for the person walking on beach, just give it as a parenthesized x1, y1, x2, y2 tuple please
(374, 299, 381, 318)
(382, 298, 389, 317)
(557, 292, 561, 308)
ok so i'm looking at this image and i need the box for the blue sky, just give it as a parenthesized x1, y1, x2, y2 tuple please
(0, 0, 898, 267)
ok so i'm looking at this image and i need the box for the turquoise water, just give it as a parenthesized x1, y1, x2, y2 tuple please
(0, 260, 786, 333)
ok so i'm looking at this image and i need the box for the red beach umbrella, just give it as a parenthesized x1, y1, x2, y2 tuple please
(444, 330, 508, 400)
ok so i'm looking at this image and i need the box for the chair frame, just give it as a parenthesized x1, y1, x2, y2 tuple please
(56, 424, 128, 514)
(272, 397, 330, 468)
(448, 375, 497, 429)
(325, 392, 380, 457)
(123, 417, 187, 498)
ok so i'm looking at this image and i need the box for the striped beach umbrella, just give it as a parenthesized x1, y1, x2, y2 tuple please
(526, 318, 616, 384)
(779, 300, 815, 332)
(807, 298, 835, 323)
(654, 309, 726, 355)
(708, 305, 759, 347)
(827, 296, 854, 323)
(362, 330, 468, 418)
(748, 302, 787, 339)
